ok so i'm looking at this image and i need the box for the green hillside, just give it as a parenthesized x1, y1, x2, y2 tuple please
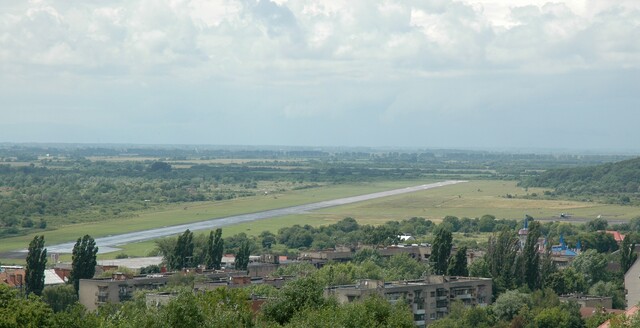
(519, 157, 640, 204)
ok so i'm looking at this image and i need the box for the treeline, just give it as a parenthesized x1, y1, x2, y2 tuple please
(1, 144, 629, 173)
(519, 157, 640, 205)
(0, 277, 416, 328)
(152, 216, 640, 266)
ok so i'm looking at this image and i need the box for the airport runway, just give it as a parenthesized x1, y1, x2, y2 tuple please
(41, 180, 467, 254)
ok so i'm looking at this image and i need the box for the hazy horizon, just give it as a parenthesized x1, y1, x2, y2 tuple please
(2, 1, 639, 151)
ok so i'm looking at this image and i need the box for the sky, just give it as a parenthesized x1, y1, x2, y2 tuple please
(1, 0, 639, 152)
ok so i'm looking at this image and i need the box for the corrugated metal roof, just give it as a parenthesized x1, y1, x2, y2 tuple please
(44, 269, 65, 285)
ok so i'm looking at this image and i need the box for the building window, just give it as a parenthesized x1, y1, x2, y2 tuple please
(414, 314, 425, 321)
(430, 291, 435, 297)
(119, 285, 132, 302)
(430, 313, 436, 320)
(97, 286, 109, 303)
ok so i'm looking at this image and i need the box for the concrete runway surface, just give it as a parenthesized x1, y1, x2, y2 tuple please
(39, 180, 467, 254)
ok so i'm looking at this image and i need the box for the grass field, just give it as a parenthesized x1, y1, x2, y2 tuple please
(85, 156, 307, 165)
(0, 179, 436, 255)
(3, 179, 640, 264)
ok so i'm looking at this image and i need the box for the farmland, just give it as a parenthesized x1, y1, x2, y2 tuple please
(1, 145, 640, 264)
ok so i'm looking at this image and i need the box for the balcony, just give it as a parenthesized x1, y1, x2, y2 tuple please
(454, 294, 473, 300)
(436, 307, 448, 312)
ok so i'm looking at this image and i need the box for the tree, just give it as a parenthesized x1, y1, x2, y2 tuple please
(442, 216, 461, 232)
(534, 306, 577, 328)
(540, 239, 557, 289)
(571, 249, 608, 286)
(478, 215, 496, 232)
(468, 258, 491, 278)
(148, 161, 172, 172)
(49, 303, 100, 328)
(432, 227, 453, 275)
(522, 222, 541, 290)
(204, 229, 224, 270)
(493, 290, 531, 321)
(287, 294, 416, 328)
(486, 228, 520, 293)
(169, 229, 194, 270)
(383, 253, 430, 281)
(26, 235, 47, 296)
(42, 284, 77, 313)
(234, 241, 250, 271)
(0, 284, 53, 328)
(335, 217, 359, 233)
(620, 235, 637, 273)
(352, 248, 383, 265)
(70, 234, 98, 294)
(261, 276, 325, 325)
(447, 246, 468, 276)
(589, 281, 626, 309)
(259, 230, 277, 249)
(586, 218, 608, 232)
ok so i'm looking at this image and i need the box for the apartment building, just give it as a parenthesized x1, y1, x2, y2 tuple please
(325, 275, 492, 327)
(79, 273, 171, 311)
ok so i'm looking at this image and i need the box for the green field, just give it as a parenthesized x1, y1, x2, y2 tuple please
(0, 179, 436, 255)
(3, 179, 640, 264)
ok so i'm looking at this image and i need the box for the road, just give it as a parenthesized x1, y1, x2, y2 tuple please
(39, 180, 467, 254)
(535, 217, 627, 225)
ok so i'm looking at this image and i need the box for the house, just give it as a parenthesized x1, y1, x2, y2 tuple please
(398, 234, 416, 242)
(325, 276, 492, 328)
(598, 306, 640, 328)
(44, 269, 65, 285)
(603, 231, 625, 244)
(0, 266, 25, 290)
(559, 294, 613, 309)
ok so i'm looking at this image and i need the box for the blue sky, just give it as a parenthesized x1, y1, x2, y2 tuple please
(1, 0, 639, 152)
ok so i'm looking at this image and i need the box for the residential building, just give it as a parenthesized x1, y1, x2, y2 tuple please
(599, 306, 640, 328)
(325, 276, 492, 327)
(44, 269, 65, 286)
(560, 294, 613, 309)
(0, 266, 25, 291)
(625, 258, 640, 309)
(79, 272, 172, 311)
(299, 245, 432, 268)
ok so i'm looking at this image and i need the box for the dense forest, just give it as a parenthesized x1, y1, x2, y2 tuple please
(519, 157, 640, 205)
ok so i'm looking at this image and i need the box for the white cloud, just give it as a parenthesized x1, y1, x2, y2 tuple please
(0, 0, 638, 149)
(2, 0, 638, 83)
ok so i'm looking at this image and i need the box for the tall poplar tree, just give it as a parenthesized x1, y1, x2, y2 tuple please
(70, 235, 98, 294)
(620, 235, 637, 273)
(447, 246, 468, 276)
(486, 228, 520, 293)
(170, 229, 194, 270)
(234, 241, 250, 271)
(204, 229, 224, 270)
(522, 222, 541, 290)
(26, 235, 47, 296)
(431, 227, 452, 275)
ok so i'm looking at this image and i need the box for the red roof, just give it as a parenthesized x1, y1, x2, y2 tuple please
(605, 230, 625, 243)
(598, 306, 640, 328)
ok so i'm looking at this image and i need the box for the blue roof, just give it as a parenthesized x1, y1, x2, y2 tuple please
(551, 246, 577, 256)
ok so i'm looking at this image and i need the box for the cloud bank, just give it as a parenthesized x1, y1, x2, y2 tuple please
(1, 0, 639, 150)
